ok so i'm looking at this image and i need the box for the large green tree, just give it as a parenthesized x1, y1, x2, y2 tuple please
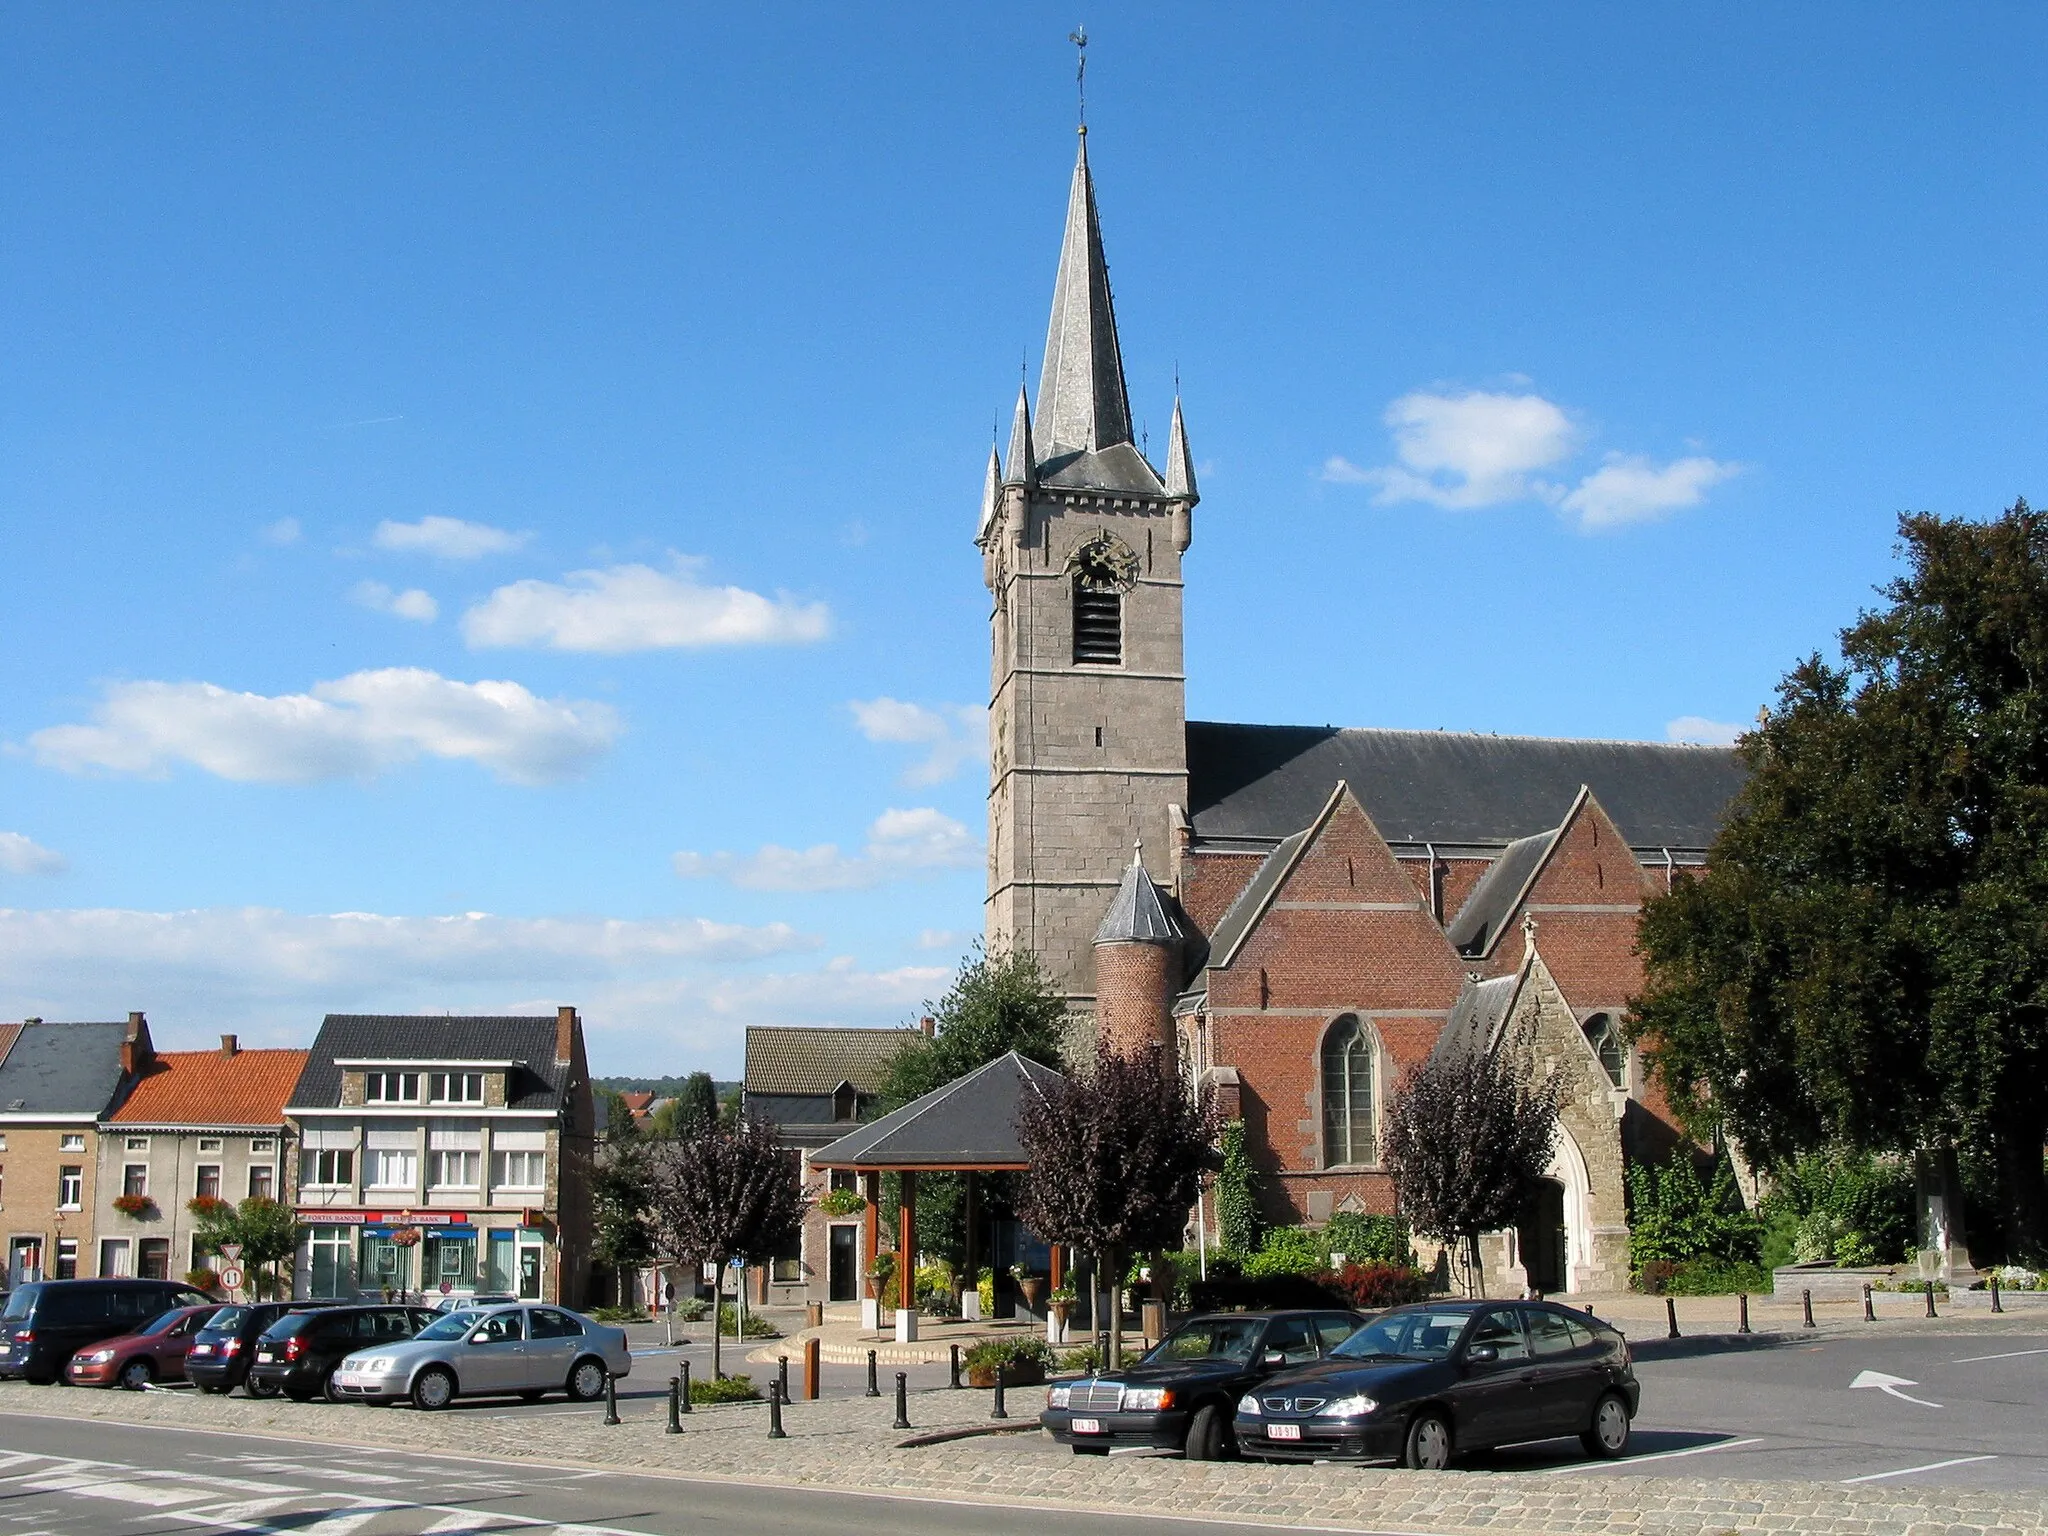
(1632, 502, 2048, 1259)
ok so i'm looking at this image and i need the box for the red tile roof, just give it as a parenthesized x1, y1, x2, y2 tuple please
(109, 1047, 308, 1129)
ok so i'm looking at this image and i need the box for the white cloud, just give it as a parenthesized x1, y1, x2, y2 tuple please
(0, 833, 65, 876)
(260, 517, 302, 546)
(462, 557, 830, 653)
(349, 581, 439, 623)
(373, 515, 530, 560)
(673, 807, 981, 893)
(1560, 454, 1741, 531)
(29, 667, 618, 786)
(1327, 390, 1578, 509)
(916, 928, 970, 952)
(1666, 715, 1746, 747)
(849, 698, 985, 786)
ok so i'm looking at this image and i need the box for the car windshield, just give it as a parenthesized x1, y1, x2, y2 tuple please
(136, 1310, 181, 1336)
(1, 1286, 40, 1322)
(415, 1311, 480, 1341)
(1143, 1317, 1266, 1365)
(202, 1307, 249, 1334)
(1331, 1310, 1471, 1362)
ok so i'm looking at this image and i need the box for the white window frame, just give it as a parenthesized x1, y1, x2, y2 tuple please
(57, 1166, 83, 1210)
(492, 1149, 546, 1191)
(428, 1072, 485, 1105)
(250, 1137, 276, 1154)
(124, 1136, 150, 1152)
(365, 1071, 422, 1105)
(122, 1164, 149, 1199)
(194, 1164, 222, 1200)
(197, 1137, 224, 1154)
(301, 1147, 355, 1188)
(58, 1133, 85, 1153)
(428, 1149, 480, 1190)
(365, 1148, 418, 1191)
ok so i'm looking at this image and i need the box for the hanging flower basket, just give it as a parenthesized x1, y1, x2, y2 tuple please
(818, 1188, 867, 1218)
(390, 1226, 424, 1248)
(111, 1194, 156, 1219)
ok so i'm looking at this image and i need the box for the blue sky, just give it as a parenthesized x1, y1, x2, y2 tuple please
(4, 6, 2045, 1074)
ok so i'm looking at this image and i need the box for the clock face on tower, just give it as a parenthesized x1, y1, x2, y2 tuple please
(1067, 530, 1140, 593)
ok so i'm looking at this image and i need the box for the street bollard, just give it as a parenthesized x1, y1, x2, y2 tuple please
(892, 1371, 910, 1430)
(680, 1359, 692, 1412)
(866, 1349, 881, 1397)
(1665, 1296, 1679, 1339)
(804, 1336, 821, 1401)
(1862, 1281, 1875, 1322)
(603, 1369, 620, 1426)
(1738, 1293, 1751, 1334)
(666, 1375, 682, 1434)
(949, 1343, 962, 1390)
(1992, 1273, 2005, 1314)
(992, 1361, 1008, 1420)
(1802, 1288, 1815, 1329)
(1098, 1329, 1111, 1370)
(1924, 1280, 1937, 1318)
(767, 1379, 786, 1440)
(778, 1354, 789, 1405)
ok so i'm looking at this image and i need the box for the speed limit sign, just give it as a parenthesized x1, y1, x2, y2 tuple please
(219, 1265, 246, 1291)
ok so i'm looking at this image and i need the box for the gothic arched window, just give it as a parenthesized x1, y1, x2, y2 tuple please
(1321, 1014, 1376, 1168)
(1583, 1013, 1626, 1089)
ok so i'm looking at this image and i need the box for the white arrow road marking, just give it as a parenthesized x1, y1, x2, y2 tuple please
(1850, 1369, 1943, 1407)
(1842, 1454, 1997, 1484)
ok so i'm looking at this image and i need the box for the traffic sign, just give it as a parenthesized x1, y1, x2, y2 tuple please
(219, 1265, 246, 1291)
(439, 1280, 452, 1294)
(220, 1243, 243, 1261)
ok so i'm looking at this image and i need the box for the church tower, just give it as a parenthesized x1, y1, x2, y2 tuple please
(979, 127, 1198, 1012)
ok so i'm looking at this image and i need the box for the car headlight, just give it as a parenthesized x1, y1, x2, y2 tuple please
(1120, 1387, 1174, 1411)
(1238, 1394, 1262, 1415)
(1315, 1394, 1378, 1418)
(1046, 1385, 1071, 1408)
(81, 1349, 115, 1364)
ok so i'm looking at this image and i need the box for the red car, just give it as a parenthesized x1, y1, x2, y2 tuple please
(66, 1303, 222, 1389)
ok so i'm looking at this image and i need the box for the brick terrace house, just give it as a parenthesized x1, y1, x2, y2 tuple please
(0, 1014, 153, 1285)
(95, 1035, 307, 1284)
(741, 1024, 921, 1307)
(287, 1011, 594, 1307)
(975, 128, 1745, 1294)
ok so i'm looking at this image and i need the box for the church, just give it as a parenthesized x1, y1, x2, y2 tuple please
(977, 127, 1745, 1294)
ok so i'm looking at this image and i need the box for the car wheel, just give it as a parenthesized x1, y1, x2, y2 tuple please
(1184, 1403, 1230, 1461)
(519, 1389, 548, 1402)
(1402, 1410, 1453, 1471)
(23, 1374, 54, 1388)
(1581, 1391, 1631, 1459)
(1071, 1444, 1109, 1456)
(411, 1367, 456, 1412)
(566, 1357, 608, 1403)
(285, 1383, 314, 1403)
(118, 1359, 154, 1392)
(245, 1374, 281, 1399)
(324, 1372, 347, 1404)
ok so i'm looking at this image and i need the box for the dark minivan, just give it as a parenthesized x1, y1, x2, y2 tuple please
(0, 1279, 212, 1385)
(187, 1301, 321, 1395)
(246, 1304, 438, 1402)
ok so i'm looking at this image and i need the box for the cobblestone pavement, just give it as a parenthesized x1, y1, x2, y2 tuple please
(8, 1377, 2048, 1536)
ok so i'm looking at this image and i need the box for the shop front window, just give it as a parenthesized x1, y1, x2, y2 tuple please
(424, 1234, 476, 1294)
(309, 1226, 355, 1298)
(361, 1234, 411, 1293)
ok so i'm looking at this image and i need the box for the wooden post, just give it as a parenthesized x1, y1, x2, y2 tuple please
(861, 1170, 880, 1278)
(803, 1336, 820, 1400)
(1049, 1243, 1065, 1293)
(962, 1171, 978, 1299)
(899, 1170, 918, 1309)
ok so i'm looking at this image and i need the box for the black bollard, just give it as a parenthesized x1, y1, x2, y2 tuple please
(666, 1375, 682, 1434)
(1993, 1273, 2005, 1314)
(892, 1371, 910, 1430)
(865, 1349, 881, 1397)
(767, 1379, 787, 1439)
(1924, 1280, 1937, 1318)
(1802, 1288, 1814, 1329)
(1738, 1293, 1751, 1334)
(949, 1342, 962, 1390)
(680, 1359, 692, 1413)
(991, 1360, 1008, 1420)
(1665, 1296, 1679, 1339)
(603, 1368, 620, 1426)
(777, 1354, 789, 1404)
(1862, 1281, 1875, 1322)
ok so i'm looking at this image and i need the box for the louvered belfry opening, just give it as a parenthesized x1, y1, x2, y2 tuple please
(1073, 578, 1122, 665)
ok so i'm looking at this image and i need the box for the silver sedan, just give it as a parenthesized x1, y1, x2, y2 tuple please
(330, 1303, 631, 1410)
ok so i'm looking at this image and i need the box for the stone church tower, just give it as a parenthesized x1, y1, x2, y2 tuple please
(978, 127, 1198, 1011)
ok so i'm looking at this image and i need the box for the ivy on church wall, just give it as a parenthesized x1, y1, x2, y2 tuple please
(1217, 1118, 1262, 1256)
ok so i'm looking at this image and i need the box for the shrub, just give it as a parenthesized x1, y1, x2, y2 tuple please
(1187, 1270, 1343, 1312)
(1757, 1148, 1913, 1268)
(183, 1268, 219, 1292)
(589, 1306, 650, 1324)
(671, 1296, 710, 1322)
(1057, 1342, 1103, 1374)
(920, 1290, 958, 1318)
(1635, 1256, 1772, 1296)
(1994, 1264, 2044, 1292)
(913, 1259, 954, 1305)
(1241, 1226, 1325, 1279)
(817, 1187, 867, 1218)
(1216, 1119, 1261, 1255)
(714, 1303, 779, 1338)
(1321, 1213, 1411, 1269)
(1626, 1156, 1762, 1283)
(1323, 1261, 1432, 1309)
(962, 1336, 1053, 1372)
(975, 1268, 994, 1315)
(689, 1373, 761, 1404)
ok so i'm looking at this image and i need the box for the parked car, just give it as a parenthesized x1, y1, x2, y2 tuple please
(433, 1293, 517, 1313)
(1233, 1299, 1639, 1469)
(1042, 1309, 1368, 1459)
(246, 1304, 441, 1402)
(0, 1280, 212, 1386)
(188, 1302, 332, 1396)
(65, 1303, 222, 1389)
(330, 1302, 631, 1410)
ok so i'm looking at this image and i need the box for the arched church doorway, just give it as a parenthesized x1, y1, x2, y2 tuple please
(1517, 1179, 1567, 1295)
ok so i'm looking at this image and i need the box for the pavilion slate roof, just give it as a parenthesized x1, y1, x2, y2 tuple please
(808, 1051, 1066, 1170)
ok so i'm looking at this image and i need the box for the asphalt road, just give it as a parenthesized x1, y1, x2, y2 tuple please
(0, 1415, 1321, 1536)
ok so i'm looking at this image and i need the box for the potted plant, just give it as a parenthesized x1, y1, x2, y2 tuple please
(962, 1337, 1052, 1388)
(1012, 1263, 1045, 1311)
(390, 1225, 423, 1248)
(818, 1187, 867, 1218)
(866, 1251, 897, 1308)
(1047, 1283, 1077, 1322)
(111, 1193, 155, 1219)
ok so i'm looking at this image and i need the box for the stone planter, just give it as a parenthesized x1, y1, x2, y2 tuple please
(966, 1359, 1046, 1389)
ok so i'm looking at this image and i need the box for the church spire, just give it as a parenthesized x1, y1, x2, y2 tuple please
(1164, 395, 1197, 503)
(976, 444, 1002, 545)
(1035, 131, 1134, 460)
(1002, 383, 1035, 488)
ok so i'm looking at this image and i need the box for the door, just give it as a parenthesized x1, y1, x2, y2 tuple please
(828, 1226, 858, 1303)
(1456, 1308, 1536, 1447)
(461, 1309, 526, 1391)
(1516, 1180, 1567, 1295)
(525, 1307, 584, 1387)
(8, 1238, 41, 1287)
(1523, 1307, 1604, 1438)
(516, 1239, 543, 1300)
(1257, 1316, 1320, 1372)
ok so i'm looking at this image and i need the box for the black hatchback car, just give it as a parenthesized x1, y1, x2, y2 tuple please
(1042, 1310, 1367, 1459)
(0, 1279, 212, 1385)
(245, 1304, 439, 1401)
(1234, 1299, 1639, 1469)
(187, 1302, 325, 1395)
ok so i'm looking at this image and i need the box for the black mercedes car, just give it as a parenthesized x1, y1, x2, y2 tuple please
(1234, 1299, 1639, 1469)
(1042, 1309, 1367, 1459)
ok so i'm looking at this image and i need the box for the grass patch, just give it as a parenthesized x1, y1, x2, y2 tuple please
(688, 1372, 762, 1405)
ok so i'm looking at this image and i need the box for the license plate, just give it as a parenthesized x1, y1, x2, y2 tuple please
(256, 1350, 274, 1362)
(1267, 1423, 1302, 1440)
(1071, 1418, 1103, 1435)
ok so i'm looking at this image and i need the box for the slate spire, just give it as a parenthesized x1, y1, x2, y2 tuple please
(1094, 841, 1180, 945)
(976, 444, 1003, 545)
(1164, 395, 1197, 503)
(1002, 383, 1035, 488)
(1035, 130, 1134, 460)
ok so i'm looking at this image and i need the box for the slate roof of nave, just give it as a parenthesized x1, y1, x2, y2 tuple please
(1186, 722, 1745, 852)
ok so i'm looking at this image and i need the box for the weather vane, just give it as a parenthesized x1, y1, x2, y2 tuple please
(1069, 25, 1088, 128)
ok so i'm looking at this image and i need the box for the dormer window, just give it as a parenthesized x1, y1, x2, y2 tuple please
(429, 1071, 485, 1105)
(365, 1071, 421, 1104)
(832, 1081, 858, 1122)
